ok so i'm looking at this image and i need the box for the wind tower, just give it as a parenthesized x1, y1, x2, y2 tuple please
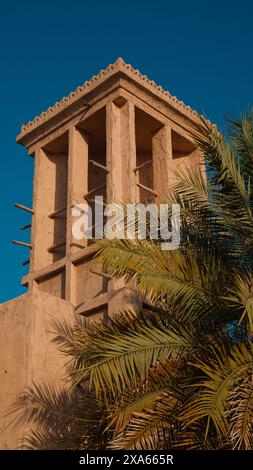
(0, 58, 204, 448)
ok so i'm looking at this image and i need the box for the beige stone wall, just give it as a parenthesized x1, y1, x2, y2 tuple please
(0, 290, 73, 449)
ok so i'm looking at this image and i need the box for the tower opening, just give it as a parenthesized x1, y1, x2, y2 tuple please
(78, 108, 107, 240)
(42, 132, 68, 264)
(135, 108, 162, 203)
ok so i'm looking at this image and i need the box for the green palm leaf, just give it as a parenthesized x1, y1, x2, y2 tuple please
(182, 342, 253, 439)
(109, 392, 177, 450)
(108, 359, 179, 432)
(74, 314, 194, 397)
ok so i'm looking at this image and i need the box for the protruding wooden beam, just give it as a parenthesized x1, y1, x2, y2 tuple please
(20, 224, 32, 230)
(83, 183, 106, 200)
(49, 206, 67, 219)
(70, 242, 87, 249)
(89, 159, 109, 172)
(15, 203, 34, 214)
(133, 160, 152, 172)
(90, 269, 111, 279)
(136, 182, 158, 197)
(22, 259, 30, 266)
(47, 241, 66, 253)
(88, 198, 107, 206)
(12, 240, 33, 249)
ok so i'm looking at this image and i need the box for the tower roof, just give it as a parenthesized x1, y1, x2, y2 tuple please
(17, 57, 207, 144)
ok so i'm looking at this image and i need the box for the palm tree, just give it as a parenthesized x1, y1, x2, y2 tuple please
(10, 111, 253, 450)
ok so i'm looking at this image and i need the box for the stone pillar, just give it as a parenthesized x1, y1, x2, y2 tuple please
(152, 125, 172, 202)
(65, 127, 89, 303)
(65, 261, 76, 303)
(106, 99, 137, 203)
(106, 101, 123, 203)
(31, 148, 55, 272)
(66, 126, 89, 256)
(106, 99, 139, 314)
(29, 149, 40, 281)
(120, 100, 137, 203)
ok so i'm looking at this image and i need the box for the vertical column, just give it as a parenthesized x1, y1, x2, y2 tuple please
(106, 101, 123, 203)
(66, 126, 89, 256)
(152, 125, 172, 203)
(65, 261, 76, 303)
(106, 99, 137, 203)
(106, 99, 140, 315)
(120, 100, 137, 203)
(28, 148, 40, 289)
(65, 126, 89, 302)
(106, 101, 124, 314)
(31, 148, 55, 272)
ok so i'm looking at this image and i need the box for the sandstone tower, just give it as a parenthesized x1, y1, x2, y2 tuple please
(0, 58, 204, 448)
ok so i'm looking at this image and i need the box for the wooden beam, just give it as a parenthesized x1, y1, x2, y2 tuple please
(20, 224, 32, 230)
(47, 241, 66, 253)
(137, 182, 158, 197)
(83, 183, 106, 200)
(70, 242, 87, 249)
(89, 159, 109, 172)
(133, 160, 152, 172)
(88, 198, 107, 206)
(22, 259, 30, 266)
(12, 240, 33, 249)
(90, 269, 111, 279)
(49, 206, 67, 219)
(15, 203, 34, 214)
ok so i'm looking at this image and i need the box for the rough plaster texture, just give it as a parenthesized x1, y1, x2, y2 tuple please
(0, 290, 73, 449)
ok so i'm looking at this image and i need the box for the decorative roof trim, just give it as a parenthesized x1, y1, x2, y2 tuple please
(19, 57, 204, 136)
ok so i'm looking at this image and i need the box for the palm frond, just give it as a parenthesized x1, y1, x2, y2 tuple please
(226, 372, 253, 449)
(109, 392, 177, 450)
(108, 359, 179, 432)
(229, 110, 253, 180)
(182, 342, 253, 439)
(97, 238, 226, 324)
(223, 273, 253, 332)
(74, 315, 194, 397)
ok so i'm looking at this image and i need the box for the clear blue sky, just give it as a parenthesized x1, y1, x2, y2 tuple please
(0, 0, 252, 302)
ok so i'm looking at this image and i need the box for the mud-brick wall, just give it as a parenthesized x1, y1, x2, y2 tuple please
(0, 290, 73, 449)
